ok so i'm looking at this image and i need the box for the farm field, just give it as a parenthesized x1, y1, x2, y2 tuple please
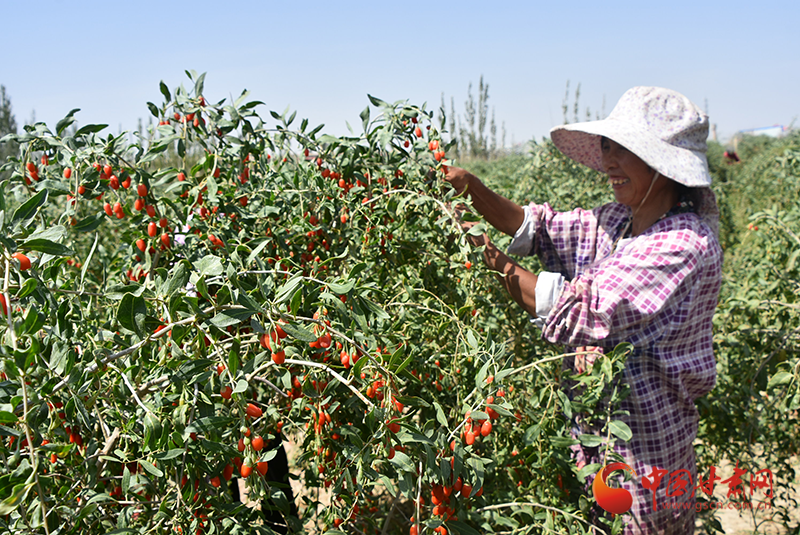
(0, 73, 798, 534)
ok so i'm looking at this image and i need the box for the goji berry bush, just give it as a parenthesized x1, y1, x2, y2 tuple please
(0, 72, 638, 535)
(2, 71, 797, 535)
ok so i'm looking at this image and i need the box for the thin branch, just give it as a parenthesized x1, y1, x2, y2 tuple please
(251, 358, 375, 410)
(52, 311, 206, 394)
(251, 376, 289, 398)
(475, 502, 599, 533)
(94, 427, 121, 472)
(136, 375, 171, 397)
(107, 363, 153, 415)
(5, 257, 51, 534)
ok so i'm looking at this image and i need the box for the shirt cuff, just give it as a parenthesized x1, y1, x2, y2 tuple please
(506, 205, 534, 256)
(532, 271, 565, 329)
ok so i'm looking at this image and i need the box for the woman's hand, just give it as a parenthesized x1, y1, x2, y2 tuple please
(452, 204, 489, 248)
(443, 167, 475, 196)
(575, 346, 604, 373)
(441, 167, 525, 237)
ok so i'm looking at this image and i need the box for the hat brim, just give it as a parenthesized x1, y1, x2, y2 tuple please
(550, 118, 711, 187)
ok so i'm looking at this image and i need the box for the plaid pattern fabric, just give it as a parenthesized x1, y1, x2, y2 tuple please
(511, 201, 722, 534)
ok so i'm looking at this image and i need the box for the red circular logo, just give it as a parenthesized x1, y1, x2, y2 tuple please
(592, 462, 636, 514)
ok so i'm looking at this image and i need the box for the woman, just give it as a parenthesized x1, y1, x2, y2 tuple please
(445, 87, 722, 534)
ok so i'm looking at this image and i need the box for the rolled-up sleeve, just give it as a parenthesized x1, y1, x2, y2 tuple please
(541, 234, 704, 347)
(507, 202, 628, 280)
(507, 205, 536, 256)
(533, 271, 565, 328)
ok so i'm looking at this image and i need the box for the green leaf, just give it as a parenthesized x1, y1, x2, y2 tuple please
(117, 293, 147, 337)
(21, 308, 45, 335)
(75, 502, 98, 523)
(348, 262, 367, 279)
(768, 371, 794, 389)
(206, 174, 218, 200)
(433, 402, 448, 428)
(608, 420, 632, 442)
(144, 413, 162, 449)
(73, 394, 92, 430)
(106, 284, 148, 300)
(360, 106, 370, 132)
(577, 462, 602, 483)
(174, 358, 214, 384)
(352, 351, 369, 378)
(281, 322, 316, 343)
(186, 416, 236, 436)
(15, 278, 37, 299)
(0, 475, 34, 515)
(11, 189, 47, 229)
(387, 344, 405, 371)
(75, 124, 108, 136)
(154, 448, 185, 461)
(486, 403, 513, 417)
(80, 233, 99, 288)
(139, 459, 164, 478)
(208, 307, 254, 329)
(121, 466, 131, 495)
(159, 81, 171, 102)
(367, 95, 388, 107)
(448, 521, 483, 535)
(71, 214, 104, 232)
(18, 238, 73, 256)
(194, 72, 206, 98)
(56, 108, 80, 136)
(236, 292, 263, 314)
(195, 255, 224, 277)
(579, 434, 605, 447)
(466, 329, 479, 349)
(0, 411, 16, 424)
(466, 222, 487, 236)
(394, 355, 414, 376)
(228, 345, 240, 377)
(26, 224, 66, 243)
(274, 274, 303, 304)
(233, 379, 248, 394)
(245, 239, 272, 267)
(327, 279, 356, 295)
(361, 297, 389, 320)
(388, 451, 415, 473)
(163, 260, 191, 298)
(549, 436, 577, 448)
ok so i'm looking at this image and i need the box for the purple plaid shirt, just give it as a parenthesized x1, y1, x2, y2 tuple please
(511, 201, 722, 534)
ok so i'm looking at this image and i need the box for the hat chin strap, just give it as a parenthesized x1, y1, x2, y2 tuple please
(632, 170, 661, 220)
(613, 170, 661, 251)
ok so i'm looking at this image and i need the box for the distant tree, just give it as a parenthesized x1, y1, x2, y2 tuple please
(441, 76, 504, 160)
(0, 85, 19, 178)
(562, 80, 604, 124)
(461, 76, 489, 158)
(449, 96, 458, 154)
(489, 107, 497, 156)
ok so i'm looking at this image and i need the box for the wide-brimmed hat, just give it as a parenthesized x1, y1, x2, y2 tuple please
(550, 86, 711, 187)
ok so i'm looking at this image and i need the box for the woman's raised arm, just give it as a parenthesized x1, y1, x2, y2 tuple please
(443, 167, 525, 237)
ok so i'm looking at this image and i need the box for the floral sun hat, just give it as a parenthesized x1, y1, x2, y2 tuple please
(550, 86, 711, 188)
(550, 86, 719, 235)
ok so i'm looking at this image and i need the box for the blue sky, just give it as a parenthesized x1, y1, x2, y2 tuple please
(1, 0, 797, 146)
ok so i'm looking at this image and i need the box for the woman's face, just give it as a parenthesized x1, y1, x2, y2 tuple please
(600, 137, 667, 207)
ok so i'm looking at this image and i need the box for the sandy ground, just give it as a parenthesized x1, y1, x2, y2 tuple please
(698, 458, 799, 534)
(248, 434, 798, 534)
